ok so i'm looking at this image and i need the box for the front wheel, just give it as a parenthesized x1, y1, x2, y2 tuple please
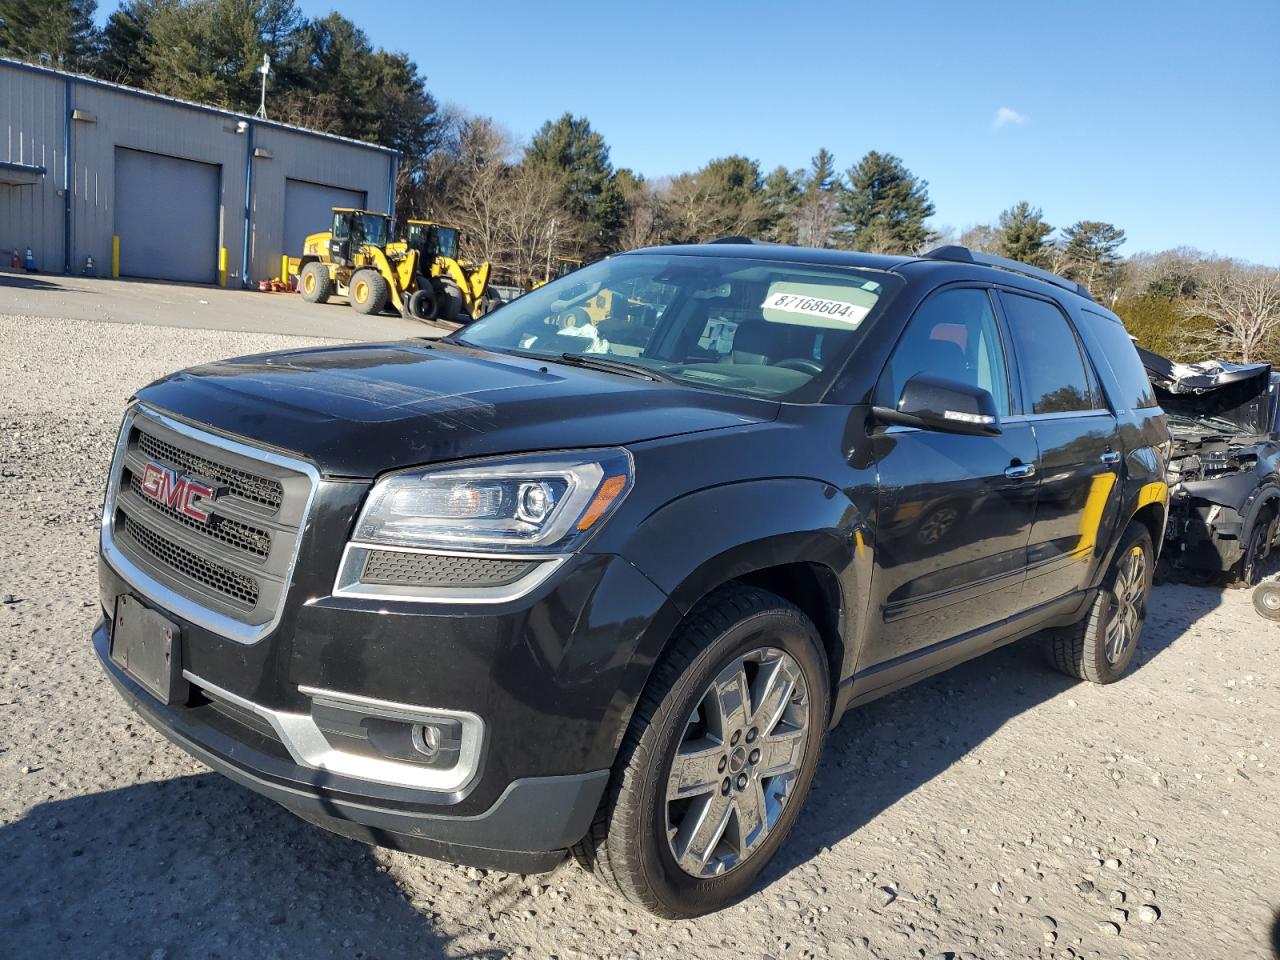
(574, 584, 830, 918)
(349, 269, 389, 315)
(1046, 521, 1154, 683)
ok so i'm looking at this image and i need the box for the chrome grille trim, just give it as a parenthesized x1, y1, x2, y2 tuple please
(101, 403, 320, 645)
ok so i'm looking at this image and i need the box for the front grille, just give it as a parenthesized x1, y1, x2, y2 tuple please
(137, 430, 284, 512)
(361, 550, 536, 587)
(122, 515, 260, 608)
(128, 472, 271, 558)
(105, 407, 316, 637)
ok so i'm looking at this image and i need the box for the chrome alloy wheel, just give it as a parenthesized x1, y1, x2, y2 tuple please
(664, 647, 810, 878)
(1105, 545, 1147, 664)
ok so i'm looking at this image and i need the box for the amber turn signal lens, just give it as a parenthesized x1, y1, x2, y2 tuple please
(576, 475, 628, 531)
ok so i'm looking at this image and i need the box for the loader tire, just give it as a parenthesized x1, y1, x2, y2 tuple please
(350, 269, 388, 315)
(299, 263, 332, 304)
(408, 287, 439, 322)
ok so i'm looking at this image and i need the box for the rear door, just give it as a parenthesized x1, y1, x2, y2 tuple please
(999, 290, 1123, 608)
(867, 286, 1040, 668)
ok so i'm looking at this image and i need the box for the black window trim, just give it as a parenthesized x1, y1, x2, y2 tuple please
(994, 285, 1115, 420)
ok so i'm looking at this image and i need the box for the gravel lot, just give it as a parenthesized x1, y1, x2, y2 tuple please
(2, 312, 1278, 960)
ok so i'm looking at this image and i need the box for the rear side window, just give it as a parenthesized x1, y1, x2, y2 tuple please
(1080, 310, 1158, 409)
(1001, 292, 1099, 415)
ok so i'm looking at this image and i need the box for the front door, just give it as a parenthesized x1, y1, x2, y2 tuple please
(999, 290, 1123, 608)
(866, 286, 1039, 670)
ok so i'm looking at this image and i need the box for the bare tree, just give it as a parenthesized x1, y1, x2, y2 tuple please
(1183, 264, 1280, 363)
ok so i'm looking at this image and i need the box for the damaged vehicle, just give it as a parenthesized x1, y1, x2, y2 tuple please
(1142, 348, 1280, 583)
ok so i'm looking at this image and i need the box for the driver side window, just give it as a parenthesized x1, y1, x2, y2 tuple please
(877, 288, 1011, 415)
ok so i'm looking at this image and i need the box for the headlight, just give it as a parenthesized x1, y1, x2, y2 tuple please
(353, 449, 633, 554)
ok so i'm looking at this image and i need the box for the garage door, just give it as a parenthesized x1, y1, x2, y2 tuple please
(114, 148, 220, 284)
(283, 179, 366, 259)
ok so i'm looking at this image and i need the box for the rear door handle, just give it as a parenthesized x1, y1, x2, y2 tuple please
(1004, 463, 1036, 479)
(1100, 450, 1121, 465)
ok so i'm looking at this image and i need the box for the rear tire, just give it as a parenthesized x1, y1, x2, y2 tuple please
(435, 279, 466, 322)
(1229, 515, 1270, 587)
(1046, 522, 1153, 684)
(350, 268, 389, 315)
(572, 584, 830, 919)
(299, 263, 332, 304)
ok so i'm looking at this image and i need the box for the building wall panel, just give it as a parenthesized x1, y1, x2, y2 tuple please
(1, 58, 396, 287)
(0, 67, 66, 272)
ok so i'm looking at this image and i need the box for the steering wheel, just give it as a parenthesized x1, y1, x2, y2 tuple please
(774, 358, 824, 376)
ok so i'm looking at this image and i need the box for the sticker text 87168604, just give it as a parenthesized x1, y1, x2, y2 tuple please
(761, 291, 871, 326)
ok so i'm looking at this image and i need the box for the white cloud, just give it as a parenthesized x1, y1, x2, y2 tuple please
(992, 106, 1028, 129)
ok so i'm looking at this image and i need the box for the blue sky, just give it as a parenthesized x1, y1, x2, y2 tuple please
(294, 1, 1276, 263)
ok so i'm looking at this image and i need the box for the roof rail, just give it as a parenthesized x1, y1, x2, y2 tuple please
(922, 245, 1093, 301)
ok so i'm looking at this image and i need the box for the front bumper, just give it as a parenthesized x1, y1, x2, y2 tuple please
(94, 621, 606, 872)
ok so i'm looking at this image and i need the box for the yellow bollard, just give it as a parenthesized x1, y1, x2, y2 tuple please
(281, 254, 289, 284)
(219, 247, 228, 287)
(111, 235, 120, 278)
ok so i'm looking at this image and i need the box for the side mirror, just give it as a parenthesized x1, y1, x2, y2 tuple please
(873, 373, 1001, 436)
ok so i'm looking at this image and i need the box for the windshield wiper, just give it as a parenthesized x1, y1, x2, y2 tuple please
(556, 353, 676, 382)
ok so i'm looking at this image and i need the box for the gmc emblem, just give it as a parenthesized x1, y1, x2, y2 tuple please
(139, 461, 216, 523)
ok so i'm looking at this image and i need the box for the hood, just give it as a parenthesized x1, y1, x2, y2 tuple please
(1138, 346, 1275, 431)
(132, 340, 776, 477)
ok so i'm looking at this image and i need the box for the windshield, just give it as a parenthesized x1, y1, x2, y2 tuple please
(453, 254, 895, 401)
(434, 226, 459, 260)
(337, 212, 388, 247)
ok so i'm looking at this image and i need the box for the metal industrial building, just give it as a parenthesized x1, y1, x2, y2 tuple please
(0, 57, 397, 286)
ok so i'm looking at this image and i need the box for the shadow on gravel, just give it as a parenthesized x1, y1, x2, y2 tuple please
(0, 774, 499, 960)
(766, 582, 1225, 881)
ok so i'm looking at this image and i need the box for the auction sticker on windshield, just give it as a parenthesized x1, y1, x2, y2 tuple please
(761, 281, 878, 328)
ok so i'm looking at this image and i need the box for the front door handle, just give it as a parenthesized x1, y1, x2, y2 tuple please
(1100, 450, 1121, 465)
(1004, 462, 1037, 479)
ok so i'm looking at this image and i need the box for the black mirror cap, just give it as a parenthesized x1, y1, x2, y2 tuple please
(872, 373, 1002, 437)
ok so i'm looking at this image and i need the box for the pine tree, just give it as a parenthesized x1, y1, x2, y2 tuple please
(1061, 220, 1126, 298)
(525, 114, 623, 255)
(793, 149, 841, 248)
(838, 151, 936, 253)
(0, 0, 98, 70)
(761, 166, 801, 244)
(997, 201, 1053, 267)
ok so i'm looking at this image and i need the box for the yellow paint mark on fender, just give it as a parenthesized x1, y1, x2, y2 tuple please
(1073, 472, 1119, 559)
(1137, 481, 1169, 510)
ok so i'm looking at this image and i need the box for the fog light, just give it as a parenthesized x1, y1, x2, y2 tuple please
(412, 721, 444, 759)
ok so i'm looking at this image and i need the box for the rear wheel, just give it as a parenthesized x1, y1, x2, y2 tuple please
(350, 268, 388, 314)
(408, 286, 439, 322)
(573, 584, 830, 918)
(1230, 515, 1270, 587)
(1046, 522, 1153, 683)
(1253, 579, 1280, 620)
(435, 279, 466, 322)
(299, 262, 332, 303)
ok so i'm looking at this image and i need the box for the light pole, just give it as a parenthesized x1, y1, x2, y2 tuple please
(254, 54, 271, 120)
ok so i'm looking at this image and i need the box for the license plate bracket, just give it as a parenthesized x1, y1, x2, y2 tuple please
(110, 595, 187, 705)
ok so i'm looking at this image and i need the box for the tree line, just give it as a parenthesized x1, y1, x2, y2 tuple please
(4, 0, 1279, 363)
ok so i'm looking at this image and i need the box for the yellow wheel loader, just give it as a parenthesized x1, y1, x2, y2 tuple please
(295, 209, 420, 318)
(531, 256, 584, 290)
(398, 220, 497, 323)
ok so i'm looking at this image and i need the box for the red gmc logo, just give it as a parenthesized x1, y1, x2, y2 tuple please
(140, 461, 216, 523)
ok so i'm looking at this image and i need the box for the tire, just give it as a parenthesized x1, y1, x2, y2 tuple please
(1253, 580, 1280, 621)
(573, 584, 830, 918)
(435, 279, 465, 322)
(408, 286, 439, 322)
(1046, 521, 1154, 684)
(1229, 515, 1270, 587)
(299, 262, 332, 304)
(349, 268, 389, 315)
(479, 292, 502, 315)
